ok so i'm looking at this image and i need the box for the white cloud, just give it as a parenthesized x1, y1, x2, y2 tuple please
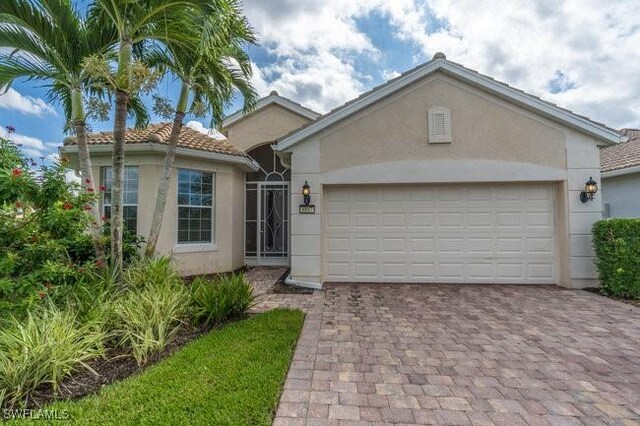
(0, 87, 57, 116)
(185, 120, 227, 140)
(11, 133, 46, 151)
(242, 0, 640, 128)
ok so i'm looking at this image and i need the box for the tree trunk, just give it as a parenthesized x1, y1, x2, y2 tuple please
(111, 89, 129, 274)
(74, 120, 105, 259)
(145, 83, 190, 257)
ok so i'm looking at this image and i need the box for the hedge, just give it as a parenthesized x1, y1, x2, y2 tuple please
(592, 219, 640, 299)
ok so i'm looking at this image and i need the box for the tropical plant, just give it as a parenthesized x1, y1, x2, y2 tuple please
(113, 278, 189, 365)
(0, 0, 118, 256)
(0, 303, 106, 408)
(190, 273, 255, 327)
(87, 0, 215, 275)
(144, 1, 258, 256)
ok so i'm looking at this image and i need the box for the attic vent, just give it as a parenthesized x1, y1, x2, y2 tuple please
(428, 107, 452, 143)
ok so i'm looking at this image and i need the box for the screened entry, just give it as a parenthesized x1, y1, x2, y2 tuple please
(245, 144, 290, 265)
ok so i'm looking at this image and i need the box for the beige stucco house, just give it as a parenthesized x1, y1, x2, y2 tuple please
(62, 53, 622, 288)
(600, 129, 640, 218)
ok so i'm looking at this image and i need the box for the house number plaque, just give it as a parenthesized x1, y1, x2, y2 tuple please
(299, 205, 315, 214)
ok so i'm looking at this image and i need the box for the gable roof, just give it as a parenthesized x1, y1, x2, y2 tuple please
(63, 122, 245, 157)
(276, 53, 621, 151)
(600, 129, 640, 175)
(222, 91, 320, 129)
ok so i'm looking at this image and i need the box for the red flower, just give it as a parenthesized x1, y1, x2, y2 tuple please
(15, 201, 22, 208)
(62, 202, 73, 210)
(11, 168, 22, 177)
(83, 204, 92, 211)
(37, 291, 46, 299)
(44, 282, 54, 290)
(85, 178, 91, 184)
(101, 215, 108, 222)
(87, 187, 95, 192)
(99, 185, 107, 192)
(95, 258, 106, 268)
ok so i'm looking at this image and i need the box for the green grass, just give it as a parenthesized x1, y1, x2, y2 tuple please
(8, 309, 304, 425)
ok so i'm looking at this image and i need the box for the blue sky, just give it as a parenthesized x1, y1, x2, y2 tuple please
(1, 0, 639, 163)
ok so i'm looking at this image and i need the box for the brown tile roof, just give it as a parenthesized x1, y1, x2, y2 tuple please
(601, 129, 640, 173)
(64, 122, 245, 157)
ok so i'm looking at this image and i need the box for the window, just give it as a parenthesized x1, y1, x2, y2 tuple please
(177, 169, 214, 244)
(428, 106, 452, 143)
(102, 166, 139, 233)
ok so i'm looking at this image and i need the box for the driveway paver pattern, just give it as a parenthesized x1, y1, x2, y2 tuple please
(273, 284, 640, 425)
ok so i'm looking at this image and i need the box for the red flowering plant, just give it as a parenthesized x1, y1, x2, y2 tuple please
(0, 133, 102, 317)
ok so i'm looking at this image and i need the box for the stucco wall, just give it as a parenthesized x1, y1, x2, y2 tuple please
(602, 173, 640, 218)
(223, 104, 313, 152)
(319, 75, 566, 172)
(284, 71, 603, 288)
(86, 151, 245, 276)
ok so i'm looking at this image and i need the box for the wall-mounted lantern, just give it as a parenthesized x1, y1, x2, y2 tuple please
(580, 177, 598, 203)
(302, 181, 311, 206)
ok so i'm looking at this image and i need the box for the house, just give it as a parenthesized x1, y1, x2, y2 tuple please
(600, 129, 640, 218)
(62, 53, 622, 288)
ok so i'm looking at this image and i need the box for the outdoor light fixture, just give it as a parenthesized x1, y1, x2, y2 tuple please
(580, 177, 598, 203)
(302, 181, 311, 206)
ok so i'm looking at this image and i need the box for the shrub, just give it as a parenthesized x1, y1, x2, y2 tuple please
(0, 304, 106, 408)
(123, 256, 180, 290)
(592, 219, 640, 299)
(113, 258, 189, 365)
(190, 273, 255, 327)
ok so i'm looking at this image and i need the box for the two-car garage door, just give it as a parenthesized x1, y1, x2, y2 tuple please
(324, 183, 556, 284)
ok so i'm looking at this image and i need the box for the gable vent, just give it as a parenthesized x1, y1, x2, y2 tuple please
(428, 107, 452, 143)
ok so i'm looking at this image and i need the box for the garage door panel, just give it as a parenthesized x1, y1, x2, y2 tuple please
(324, 184, 556, 284)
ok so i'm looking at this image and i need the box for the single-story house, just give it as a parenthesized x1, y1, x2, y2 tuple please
(62, 53, 622, 288)
(600, 128, 640, 218)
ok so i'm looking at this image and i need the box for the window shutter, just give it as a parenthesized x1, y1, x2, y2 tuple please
(428, 107, 452, 143)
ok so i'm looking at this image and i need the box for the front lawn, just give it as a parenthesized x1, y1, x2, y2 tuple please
(6, 309, 304, 425)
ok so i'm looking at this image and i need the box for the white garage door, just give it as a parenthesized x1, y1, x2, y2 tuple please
(324, 183, 556, 284)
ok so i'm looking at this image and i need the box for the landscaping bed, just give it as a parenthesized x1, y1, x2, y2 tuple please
(584, 288, 640, 308)
(5, 309, 304, 425)
(24, 325, 204, 409)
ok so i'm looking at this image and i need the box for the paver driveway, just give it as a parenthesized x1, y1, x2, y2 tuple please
(274, 284, 640, 425)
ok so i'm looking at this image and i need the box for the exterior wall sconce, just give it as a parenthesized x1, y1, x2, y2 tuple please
(580, 177, 598, 203)
(302, 181, 311, 206)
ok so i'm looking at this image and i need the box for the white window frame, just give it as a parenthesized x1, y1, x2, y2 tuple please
(428, 106, 452, 143)
(174, 168, 216, 252)
(102, 165, 139, 233)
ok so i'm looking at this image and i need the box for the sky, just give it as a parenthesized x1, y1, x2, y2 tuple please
(1, 0, 639, 163)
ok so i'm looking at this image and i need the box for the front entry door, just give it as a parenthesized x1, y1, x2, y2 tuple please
(245, 182, 289, 265)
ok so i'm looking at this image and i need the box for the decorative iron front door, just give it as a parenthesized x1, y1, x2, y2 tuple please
(259, 183, 289, 261)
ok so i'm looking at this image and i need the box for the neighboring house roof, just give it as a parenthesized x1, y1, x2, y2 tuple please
(600, 129, 640, 176)
(222, 91, 320, 129)
(276, 53, 621, 151)
(63, 122, 245, 157)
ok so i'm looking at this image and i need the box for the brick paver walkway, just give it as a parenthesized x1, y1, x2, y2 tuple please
(273, 284, 640, 425)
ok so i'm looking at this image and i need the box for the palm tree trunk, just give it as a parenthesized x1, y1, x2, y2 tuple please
(111, 88, 129, 273)
(145, 83, 190, 257)
(111, 39, 133, 276)
(71, 88, 105, 260)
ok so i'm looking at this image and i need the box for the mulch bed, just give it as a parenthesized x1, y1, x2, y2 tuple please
(269, 276, 314, 295)
(24, 325, 207, 409)
(584, 288, 640, 308)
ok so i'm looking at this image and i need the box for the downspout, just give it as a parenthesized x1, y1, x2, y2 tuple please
(284, 273, 323, 290)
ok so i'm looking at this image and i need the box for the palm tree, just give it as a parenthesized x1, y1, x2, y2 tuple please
(144, 3, 258, 257)
(89, 0, 214, 273)
(0, 0, 119, 258)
